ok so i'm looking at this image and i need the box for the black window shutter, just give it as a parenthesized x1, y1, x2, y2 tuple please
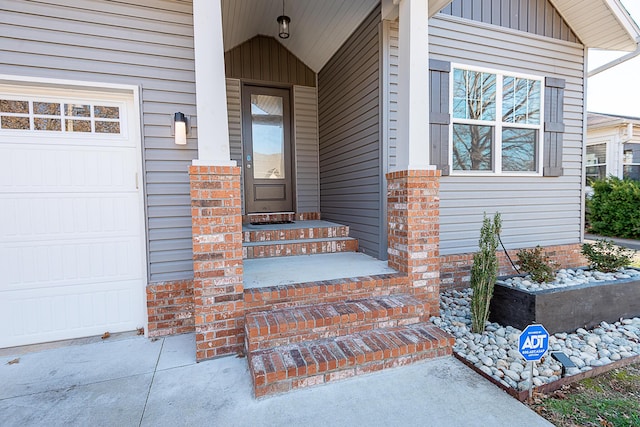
(429, 59, 451, 176)
(543, 77, 566, 177)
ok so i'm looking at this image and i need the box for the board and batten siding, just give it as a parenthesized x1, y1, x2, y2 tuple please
(385, 15, 585, 255)
(224, 35, 316, 87)
(318, 5, 383, 259)
(1, 0, 197, 282)
(439, 0, 578, 43)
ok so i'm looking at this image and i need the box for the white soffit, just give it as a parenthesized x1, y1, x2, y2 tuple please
(550, 0, 640, 51)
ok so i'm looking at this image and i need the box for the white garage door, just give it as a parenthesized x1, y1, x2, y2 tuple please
(0, 83, 146, 348)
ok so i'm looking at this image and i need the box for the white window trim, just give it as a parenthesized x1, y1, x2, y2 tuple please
(449, 63, 545, 177)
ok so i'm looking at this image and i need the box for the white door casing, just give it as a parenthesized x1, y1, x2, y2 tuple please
(0, 80, 146, 348)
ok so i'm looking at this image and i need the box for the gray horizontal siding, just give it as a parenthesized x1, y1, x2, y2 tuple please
(319, 4, 382, 259)
(294, 86, 320, 213)
(1, 0, 197, 282)
(440, 0, 578, 43)
(385, 17, 584, 254)
(225, 78, 244, 214)
(429, 16, 585, 254)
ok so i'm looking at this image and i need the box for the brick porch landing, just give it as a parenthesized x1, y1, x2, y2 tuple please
(244, 252, 396, 288)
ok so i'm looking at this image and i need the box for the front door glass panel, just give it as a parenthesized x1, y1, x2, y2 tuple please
(251, 94, 285, 179)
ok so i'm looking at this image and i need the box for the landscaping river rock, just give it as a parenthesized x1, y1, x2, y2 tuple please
(497, 268, 640, 292)
(431, 288, 640, 391)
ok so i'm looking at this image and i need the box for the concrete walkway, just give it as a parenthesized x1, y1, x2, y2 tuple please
(0, 333, 552, 427)
(585, 233, 640, 251)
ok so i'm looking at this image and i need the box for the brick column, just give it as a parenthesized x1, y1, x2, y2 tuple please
(190, 165, 244, 361)
(386, 169, 441, 316)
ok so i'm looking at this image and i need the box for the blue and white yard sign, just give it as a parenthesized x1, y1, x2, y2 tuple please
(518, 324, 549, 361)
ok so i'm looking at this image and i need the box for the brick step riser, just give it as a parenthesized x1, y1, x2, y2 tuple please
(242, 226, 349, 243)
(249, 324, 455, 398)
(245, 315, 426, 352)
(243, 275, 412, 313)
(243, 212, 321, 224)
(243, 239, 358, 259)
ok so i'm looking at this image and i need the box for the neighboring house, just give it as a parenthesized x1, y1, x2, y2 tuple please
(586, 112, 640, 182)
(1, 0, 639, 396)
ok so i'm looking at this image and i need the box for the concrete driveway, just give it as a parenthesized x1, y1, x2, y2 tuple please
(0, 333, 552, 427)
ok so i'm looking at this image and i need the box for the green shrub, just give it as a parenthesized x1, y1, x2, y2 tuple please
(587, 177, 640, 239)
(581, 239, 634, 273)
(470, 212, 501, 334)
(516, 246, 557, 283)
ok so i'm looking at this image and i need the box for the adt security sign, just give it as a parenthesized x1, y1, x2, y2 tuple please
(519, 324, 549, 361)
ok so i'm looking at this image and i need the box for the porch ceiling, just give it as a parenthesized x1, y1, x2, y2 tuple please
(220, 0, 639, 74)
(222, 0, 379, 73)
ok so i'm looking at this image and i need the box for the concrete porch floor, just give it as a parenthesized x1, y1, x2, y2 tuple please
(0, 333, 552, 426)
(243, 252, 397, 288)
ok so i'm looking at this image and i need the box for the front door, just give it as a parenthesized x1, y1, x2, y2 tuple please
(242, 85, 293, 213)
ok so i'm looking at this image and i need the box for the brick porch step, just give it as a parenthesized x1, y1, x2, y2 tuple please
(244, 273, 412, 312)
(242, 221, 349, 243)
(243, 237, 358, 259)
(248, 323, 455, 398)
(245, 294, 429, 352)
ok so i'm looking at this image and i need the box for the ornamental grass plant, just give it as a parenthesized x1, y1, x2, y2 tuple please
(470, 212, 501, 333)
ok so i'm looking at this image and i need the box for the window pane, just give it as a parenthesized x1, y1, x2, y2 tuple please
(453, 69, 496, 121)
(95, 121, 120, 134)
(586, 143, 606, 165)
(1, 116, 30, 129)
(503, 77, 540, 124)
(586, 165, 606, 183)
(66, 119, 91, 132)
(94, 106, 120, 119)
(33, 102, 60, 116)
(623, 165, 640, 181)
(65, 104, 91, 117)
(453, 124, 493, 171)
(623, 143, 640, 164)
(1, 100, 29, 114)
(502, 128, 536, 171)
(34, 118, 61, 131)
(251, 94, 285, 179)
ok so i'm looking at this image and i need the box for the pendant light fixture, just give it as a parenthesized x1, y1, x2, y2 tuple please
(277, 0, 290, 39)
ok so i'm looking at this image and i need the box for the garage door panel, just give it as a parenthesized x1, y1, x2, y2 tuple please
(0, 144, 137, 192)
(1, 195, 140, 241)
(0, 87, 145, 348)
(0, 279, 143, 348)
(2, 237, 143, 290)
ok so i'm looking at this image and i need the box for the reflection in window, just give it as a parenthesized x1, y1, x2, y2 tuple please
(453, 69, 496, 121)
(34, 118, 62, 131)
(453, 124, 493, 171)
(503, 77, 540, 124)
(451, 66, 543, 174)
(502, 128, 536, 172)
(1, 116, 29, 130)
(586, 143, 607, 183)
(623, 143, 640, 181)
(0, 98, 122, 135)
(251, 94, 285, 180)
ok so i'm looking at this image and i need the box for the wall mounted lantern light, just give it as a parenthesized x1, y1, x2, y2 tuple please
(277, 0, 290, 39)
(173, 112, 188, 145)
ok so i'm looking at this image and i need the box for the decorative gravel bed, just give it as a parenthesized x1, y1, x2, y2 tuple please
(431, 288, 640, 392)
(497, 268, 640, 292)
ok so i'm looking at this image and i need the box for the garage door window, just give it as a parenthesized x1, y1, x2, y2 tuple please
(1, 99, 121, 135)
